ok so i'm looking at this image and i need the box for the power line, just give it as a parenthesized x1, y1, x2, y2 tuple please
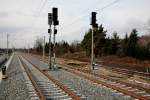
(37, 0, 48, 15)
(59, 0, 120, 31)
(78, 0, 106, 16)
(28, 0, 48, 39)
(96, 0, 120, 12)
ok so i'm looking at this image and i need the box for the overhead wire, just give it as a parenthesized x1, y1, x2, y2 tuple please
(96, 0, 120, 12)
(59, 0, 120, 32)
(58, 0, 105, 30)
(22, 0, 49, 48)
(30, 0, 49, 36)
(31, 0, 121, 44)
(37, 0, 48, 16)
(29, 0, 47, 29)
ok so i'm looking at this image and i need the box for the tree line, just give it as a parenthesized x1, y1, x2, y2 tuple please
(34, 38, 81, 57)
(34, 24, 150, 60)
(81, 24, 150, 60)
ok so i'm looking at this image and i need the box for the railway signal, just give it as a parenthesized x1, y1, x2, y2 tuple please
(48, 13, 53, 25)
(90, 12, 98, 71)
(48, 13, 52, 69)
(91, 12, 98, 28)
(52, 7, 59, 26)
(52, 7, 59, 70)
(48, 7, 59, 70)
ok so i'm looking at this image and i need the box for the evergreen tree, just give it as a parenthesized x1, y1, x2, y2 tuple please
(127, 29, 138, 57)
(103, 37, 111, 55)
(55, 41, 69, 56)
(81, 29, 92, 56)
(45, 43, 49, 53)
(94, 24, 107, 56)
(120, 33, 129, 56)
(110, 32, 120, 54)
(81, 24, 107, 57)
(69, 40, 81, 53)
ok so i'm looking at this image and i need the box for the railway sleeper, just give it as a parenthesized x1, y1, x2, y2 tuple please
(46, 90, 63, 93)
(45, 94, 70, 100)
(43, 91, 66, 96)
(121, 87, 133, 90)
(38, 85, 58, 89)
(127, 89, 139, 92)
(143, 94, 150, 97)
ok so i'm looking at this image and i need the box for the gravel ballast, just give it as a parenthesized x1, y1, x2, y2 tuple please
(48, 69, 134, 100)
(0, 55, 31, 100)
(25, 54, 134, 100)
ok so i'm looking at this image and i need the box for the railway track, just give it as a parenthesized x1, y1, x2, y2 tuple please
(101, 66, 150, 80)
(75, 57, 150, 80)
(25, 54, 150, 100)
(39, 54, 150, 80)
(69, 59, 150, 80)
(52, 56, 150, 78)
(61, 66, 150, 100)
(18, 55, 81, 100)
(44, 55, 150, 80)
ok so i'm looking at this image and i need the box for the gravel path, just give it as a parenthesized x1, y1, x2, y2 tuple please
(0, 55, 30, 100)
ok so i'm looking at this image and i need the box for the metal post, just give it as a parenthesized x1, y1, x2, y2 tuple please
(28, 44, 30, 54)
(48, 13, 52, 69)
(91, 28, 94, 71)
(43, 36, 45, 59)
(0, 33, 1, 49)
(7, 34, 9, 58)
(53, 26, 56, 69)
(49, 27, 52, 69)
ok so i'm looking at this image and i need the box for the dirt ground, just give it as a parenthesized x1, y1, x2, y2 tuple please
(98, 56, 150, 73)
(54, 57, 150, 89)
(64, 54, 150, 73)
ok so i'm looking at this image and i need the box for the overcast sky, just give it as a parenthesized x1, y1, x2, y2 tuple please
(0, 0, 150, 48)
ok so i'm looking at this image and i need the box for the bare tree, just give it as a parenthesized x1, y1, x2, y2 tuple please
(34, 37, 43, 53)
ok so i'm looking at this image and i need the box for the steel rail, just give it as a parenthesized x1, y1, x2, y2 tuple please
(55, 61, 150, 93)
(18, 56, 45, 100)
(25, 54, 150, 100)
(22, 55, 81, 100)
(61, 66, 149, 100)
(93, 73, 150, 93)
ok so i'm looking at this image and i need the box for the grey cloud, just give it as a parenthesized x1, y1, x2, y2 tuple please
(0, 26, 29, 33)
(1, 0, 150, 48)
(148, 19, 150, 26)
(0, 12, 8, 18)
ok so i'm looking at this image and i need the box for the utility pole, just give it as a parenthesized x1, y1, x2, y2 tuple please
(91, 28, 94, 70)
(0, 33, 1, 49)
(28, 44, 30, 54)
(90, 12, 98, 71)
(43, 36, 45, 59)
(7, 34, 9, 58)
